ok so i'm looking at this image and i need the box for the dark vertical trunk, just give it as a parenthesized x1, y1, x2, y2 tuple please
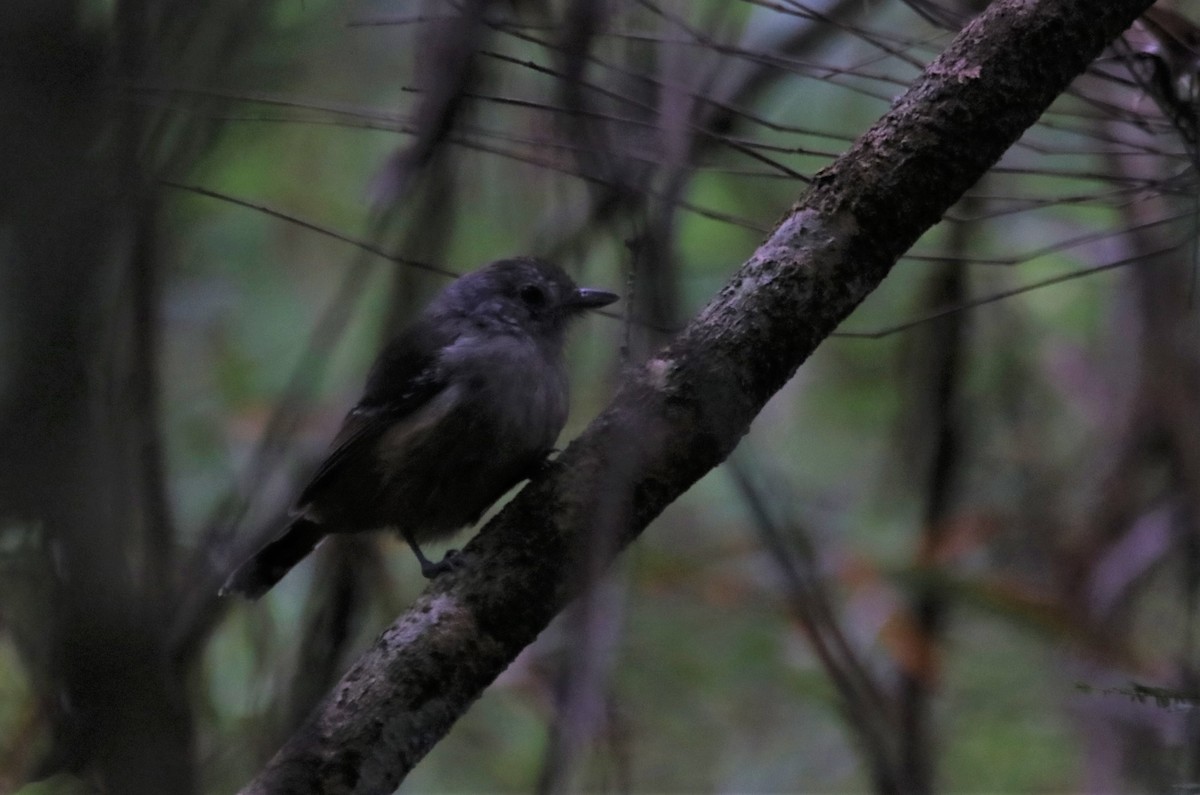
(0, 4, 195, 792)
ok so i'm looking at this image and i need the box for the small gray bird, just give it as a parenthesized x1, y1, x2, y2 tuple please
(222, 257, 618, 599)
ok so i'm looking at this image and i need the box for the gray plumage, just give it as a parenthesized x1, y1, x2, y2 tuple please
(222, 257, 618, 599)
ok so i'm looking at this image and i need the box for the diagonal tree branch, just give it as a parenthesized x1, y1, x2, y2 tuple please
(237, 0, 1155, 792)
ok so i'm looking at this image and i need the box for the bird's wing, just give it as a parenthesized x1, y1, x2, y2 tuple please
(294, 406, 398, 508)
(296, 318, 457, 506)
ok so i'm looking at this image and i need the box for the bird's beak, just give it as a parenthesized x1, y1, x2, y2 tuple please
(568, 287, 619, 310)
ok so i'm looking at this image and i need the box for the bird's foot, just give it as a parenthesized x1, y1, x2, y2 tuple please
(420, 548, 465, 579)
(527, 449, 560, 480)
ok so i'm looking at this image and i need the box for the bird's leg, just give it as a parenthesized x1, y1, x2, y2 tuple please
(402, 530, 461, 578)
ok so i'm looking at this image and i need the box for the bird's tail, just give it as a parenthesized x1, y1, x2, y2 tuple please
(221, 517, 327, 599)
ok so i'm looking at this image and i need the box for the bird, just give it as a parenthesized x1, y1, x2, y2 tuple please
(221, 257, 618, 599)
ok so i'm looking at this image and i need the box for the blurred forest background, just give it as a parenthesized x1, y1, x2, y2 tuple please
(2, 0, 1199, 792)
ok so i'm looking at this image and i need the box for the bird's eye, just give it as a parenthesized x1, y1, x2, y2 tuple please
(519, 284, 548, 308)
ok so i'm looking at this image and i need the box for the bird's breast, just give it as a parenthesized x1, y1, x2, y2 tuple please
(456, 335, 569, 452)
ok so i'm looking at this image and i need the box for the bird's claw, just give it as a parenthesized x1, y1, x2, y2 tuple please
(527, 450, 560, 480)
(420, 548, 465, 579)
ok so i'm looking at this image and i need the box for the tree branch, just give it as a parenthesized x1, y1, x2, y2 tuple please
(237, 0, 1155, 792)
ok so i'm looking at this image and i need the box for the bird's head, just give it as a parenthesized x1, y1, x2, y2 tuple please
(438, 257, 619, 340)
